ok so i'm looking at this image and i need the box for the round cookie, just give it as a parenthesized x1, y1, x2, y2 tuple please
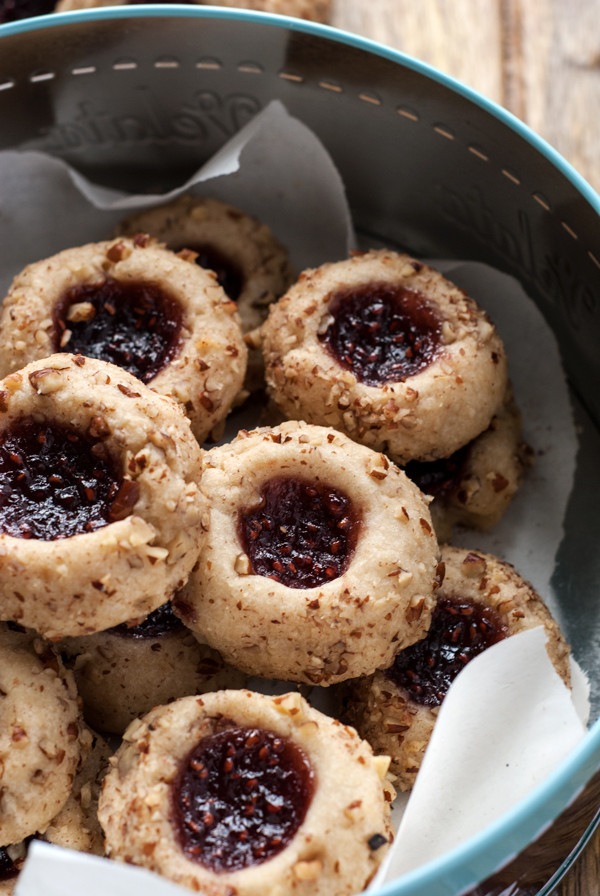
(115, 196, 295, 336)
(53, 0, 332, 22)
(0, 354, 205, 639)
(405, 386, 533, 541)
(60, 601, 246, 735)
(43, 729, 112, 855)
(0, 625, 91, 846)
(261, 249, 508, 464)
(341, 544, 572, 791)
(0, 729, 111, 894)
(175, 420, 442, 685)
(98, 689, 393, 896)
(0, 236, 247, 443)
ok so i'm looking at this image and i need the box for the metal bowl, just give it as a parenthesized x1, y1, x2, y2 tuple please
(1, 8, 599, 896)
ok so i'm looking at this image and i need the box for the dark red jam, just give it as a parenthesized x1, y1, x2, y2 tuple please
(184, 243, 243, 302)
(238, 476, 361, 589)
(173, 725, 315, 872)
(319, 282, 443, 386)
(109, 601, 184, 639)
(0, 847, 18, 882)
(386, 595, 508, 706)
(404, 445, 469, 501)
(53, 277, 183, 384)
(0, 0, 54, 22)
(0, 418, 132, 541)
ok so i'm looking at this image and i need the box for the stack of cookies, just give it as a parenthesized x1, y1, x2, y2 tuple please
(0, 197, 571, 896)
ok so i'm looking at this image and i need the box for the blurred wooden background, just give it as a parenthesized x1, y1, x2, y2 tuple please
(332, 0, 600, 195)
(329, 2, 600, 894)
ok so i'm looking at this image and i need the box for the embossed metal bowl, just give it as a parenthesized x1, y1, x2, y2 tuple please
(0, 8, 599, 896)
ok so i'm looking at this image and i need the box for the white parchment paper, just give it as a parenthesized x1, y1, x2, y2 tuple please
(3, 101, 586, 896)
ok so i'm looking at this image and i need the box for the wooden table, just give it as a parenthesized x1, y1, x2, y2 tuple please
(328, 1, 600, 895)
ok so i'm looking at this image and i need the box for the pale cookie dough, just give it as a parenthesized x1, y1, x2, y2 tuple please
(175, 420, 442, 685)
(0, 236, 247, 443)
(261, 250, 508, 463)
(53, 0, 332, 22)
(0, 626, 91, 846)
(43, 729, 112, 854)
(0, 354, 205, 639)
(342, 544, 572, 790)
(0, 730, 112, 894)
(98, 689, 393, 896)
(405, 386, 533, 541)
(60, 602, 246, 735)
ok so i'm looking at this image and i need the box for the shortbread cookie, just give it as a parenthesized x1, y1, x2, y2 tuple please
(43, 729, 112, 854)
(0, 730, 111, 894)
(116, 197, 294, 395)
(53, 0, 332, 23)
(0, 236, 247, 443)
(0, 354, 205, 639)
(405, 386, 533, 540)
(261, 250, 508, 463)
(99, 689, 393, 896)
(0, 626, 90, 846)
(342, 545, 571, 790)
(60, 602, 246, 735)
(115, 197, 295, 335)
(175, 420, 442, 685)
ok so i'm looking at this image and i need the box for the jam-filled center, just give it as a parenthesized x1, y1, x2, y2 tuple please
(182, 243, 243, 302)
(53, 277, 183, 384)
(404, 445, 469, 502)
(238, 476, 361, 589)
(319, 282, 443, 386)
(0, 847, 18, 882)
(173, 725, 315, 872)
(386, 595, 508, 706)
(109, 601, 185, 639)
(0, 418, 135, 541)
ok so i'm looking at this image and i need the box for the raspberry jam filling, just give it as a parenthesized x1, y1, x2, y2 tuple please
(53, 277, 183, 384)
(173, 725, 314, 872)
(0, 418, 135, 541)
(404, 445, 469, 501)
(110, 601, 184, 639)
(319, 282, 443, 386)
(0, 847, 18, 881)
(238, 476, 361, 589)
(0, 0, 55, 22)
(184, 243, 243, 302)
(386, 595, 508, 706)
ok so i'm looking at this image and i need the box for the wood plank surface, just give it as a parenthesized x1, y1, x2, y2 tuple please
(329, 2, 600, 895)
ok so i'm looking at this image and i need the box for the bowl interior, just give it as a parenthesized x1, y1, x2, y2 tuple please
(1, 8, 599, 896)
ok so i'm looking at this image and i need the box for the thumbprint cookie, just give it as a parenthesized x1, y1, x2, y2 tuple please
(261, 250, 508, 463)
(115, 197, 294, 394)
(175, 420, 442, 685)
(0, 626, 91, 847)
(98, 689, 393, 896)
(42, 729, 112, 855)
(342, 544, 571, 790)
(0, 354, 205, 640)
(0, 236, 247, 443)
(115, 196, 295, 336)
(404, 386, 533, 541)
(0, 729, 111, 894)
(60, 601, 246, 735)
